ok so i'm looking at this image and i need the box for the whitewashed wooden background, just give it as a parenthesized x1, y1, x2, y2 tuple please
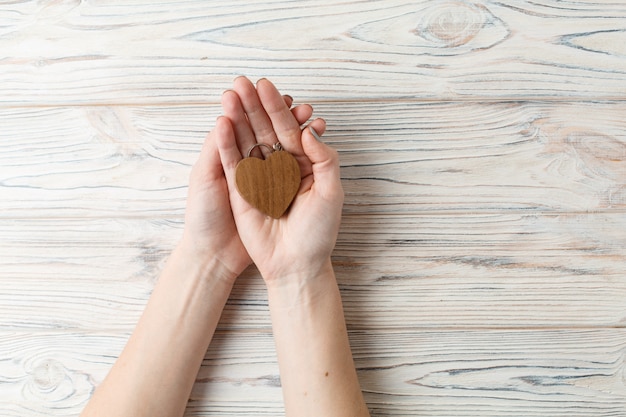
(1, 1, 625, 416)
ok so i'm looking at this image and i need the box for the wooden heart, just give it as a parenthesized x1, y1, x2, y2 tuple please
(235, 150, 301, 218)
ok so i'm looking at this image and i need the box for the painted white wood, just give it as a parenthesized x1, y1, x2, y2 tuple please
(1, 215, 624, 331)
(1, 102, 624, 217)
(1, 329, 624, 416)
(0, 1, 625, 416)
(0, 1, 626, 104)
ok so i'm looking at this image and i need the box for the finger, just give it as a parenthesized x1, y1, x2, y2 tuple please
(233, 76, 277, 146)
(283, 94, 294, 108)
(256, 78, 302, 152)
(291, 116, 325, 179)
(221, 89, 262, 158)
(305, 117, 326, 137)
(301, 118, 326, 178)
(191, 122, 223, 183)
(214, 116, 257, 214)
(291, 103, 313, 126)
(214, 116, 241, 176)
(302, 125, 342, 201)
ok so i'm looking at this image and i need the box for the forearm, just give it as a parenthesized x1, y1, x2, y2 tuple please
(266, 260, 370, 417)
(81, 244, 236, 417)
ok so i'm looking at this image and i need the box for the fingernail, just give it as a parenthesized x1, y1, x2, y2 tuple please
(309, 126, 322, 142)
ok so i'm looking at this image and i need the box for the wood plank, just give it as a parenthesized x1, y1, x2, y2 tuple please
(1, 102, 625, 217)
(0, 331, 125, 417)
(352, 329, 626, 417)
(330, 101, 626, 212)
(336, 212, 626, 330)
(0, 106, 198, 218)
(1, 214, 624, 331)
(195, 329, 626, 416)
(0, 217, 178, 331)
(1, 1, 626, 104)
(1, 329, 623, 416)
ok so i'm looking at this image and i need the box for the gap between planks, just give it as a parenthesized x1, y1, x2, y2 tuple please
(2, 97, 626, 110)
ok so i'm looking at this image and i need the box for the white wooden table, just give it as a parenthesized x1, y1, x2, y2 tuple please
(1, 1, 625, 416)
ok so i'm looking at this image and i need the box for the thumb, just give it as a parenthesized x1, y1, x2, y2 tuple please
(214, 116, 254, 214)
(191, 119, 224, 182)
(302, 126, 343, 200)
(214, 116, 242, 185)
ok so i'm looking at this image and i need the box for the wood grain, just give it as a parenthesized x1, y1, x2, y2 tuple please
(1, 1, 626, 104)
(1, 1, 625, 416)
(1, 215, 624, 331)
(0, 332, 125, 417)
(1, 102, 624, 217)
(235, 150, 301, 218)
(1, 329, 623, 417)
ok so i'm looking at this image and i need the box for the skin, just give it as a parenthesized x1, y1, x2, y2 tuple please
(80, 77, 369, 417)
(218, 77, 369, 417)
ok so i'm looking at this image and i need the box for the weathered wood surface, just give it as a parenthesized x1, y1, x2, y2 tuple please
(1, 214, 625, 331)
(2, 329, 624, 417)
(1, 102, 625, 217)
(1, 1, 626, 104)
(1, 0, 625, 416)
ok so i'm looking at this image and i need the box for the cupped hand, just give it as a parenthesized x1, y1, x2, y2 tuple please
(179, 118, 252, 281)
(216, 77, 344, 284)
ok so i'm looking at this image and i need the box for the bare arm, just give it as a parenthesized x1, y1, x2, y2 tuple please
(80, 245, 237, 417)
(81, 119, 251, 417)
(217, 77, 370, 417)
(267, 261, 369, 417)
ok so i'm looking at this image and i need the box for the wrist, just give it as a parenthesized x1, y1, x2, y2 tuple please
(171, 240, 240, 286)
(264, 258, 336, 306)
(260, 253, 334, 283)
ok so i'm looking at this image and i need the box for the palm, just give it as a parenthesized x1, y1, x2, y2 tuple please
(234, 173, 339, 279)
(182, 124, 251, 277)
(216, 78, 344, 282)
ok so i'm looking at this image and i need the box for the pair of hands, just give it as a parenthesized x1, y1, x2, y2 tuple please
(180, 77, 344, 285)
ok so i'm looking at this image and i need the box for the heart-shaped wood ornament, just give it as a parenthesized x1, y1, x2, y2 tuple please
(235, 150, 301, 218)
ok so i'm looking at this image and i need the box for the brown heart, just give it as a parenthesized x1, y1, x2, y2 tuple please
(235, 150, 301, 218)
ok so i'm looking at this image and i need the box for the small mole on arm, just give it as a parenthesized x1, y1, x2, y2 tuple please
(325, 371, 329, 377)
